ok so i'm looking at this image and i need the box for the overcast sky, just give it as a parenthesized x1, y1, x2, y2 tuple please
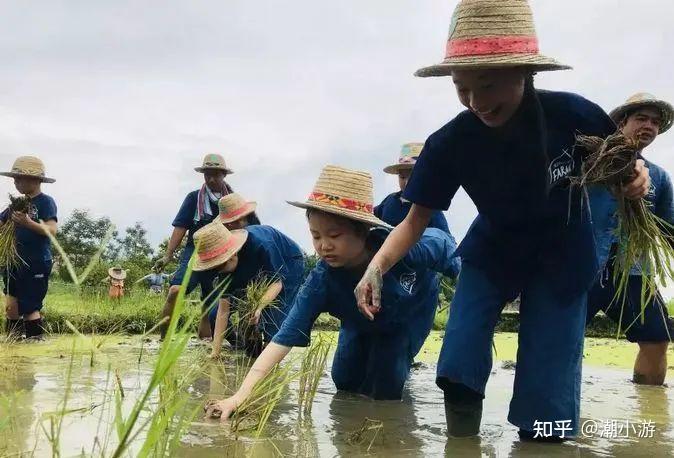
(1, 0, 673, 291)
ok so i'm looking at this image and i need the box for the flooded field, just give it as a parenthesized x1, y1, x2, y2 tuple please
(1, 332, 673, 457)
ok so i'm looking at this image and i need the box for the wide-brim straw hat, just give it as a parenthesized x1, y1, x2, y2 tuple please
(609, 93, 674, 134)
(0, 156, 55, 183)
(192, 222, 248, 271)
(383, 143, 424, 174)
(218, 193, 257, 224)
(415, 0, 570, 77)
(194, 153, 234, 174)
(287, 165, 392, 228)
(108, 267, 127, 280)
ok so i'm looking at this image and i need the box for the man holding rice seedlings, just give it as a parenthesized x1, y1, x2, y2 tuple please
(155, 153, 240, 339)
(587, 93, 674, 386)
(190, 211, 305, 358)
(204, 166, 460, 421)
(375, 142, 450, 232)
(0, 156, 57, 340)
(353, 0, 652, 441)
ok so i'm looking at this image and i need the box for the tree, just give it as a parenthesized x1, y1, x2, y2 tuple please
(55, 209, 116, 270)
(115, 222, 153, 263)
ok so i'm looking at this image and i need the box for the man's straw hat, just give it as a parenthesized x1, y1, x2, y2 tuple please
(194, 153, 234, 174)
(609, 93, 674, 134)
(192, 222, 248, 271)
(218, 193, 257, 224)
(287, 165, 392, 228)
(0, 156, 55, 183)
(415, 0, 570, 77)
(383, 143, 424, 175)
(108, 266, 127, 280)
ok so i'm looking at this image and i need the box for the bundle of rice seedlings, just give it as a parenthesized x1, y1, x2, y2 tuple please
(571, 132, 674, 326)
(346, 418, 384, 451)
(233, 275, 282, 355)
(0, 194, 30, 270)
(298, 333, 332, 416)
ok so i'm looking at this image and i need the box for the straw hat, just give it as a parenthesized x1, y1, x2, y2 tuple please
(609, 93, 674, 134)
(192, 222, 248, 271)
(415, 0, 570, 77)
(194, 153, 234, 174)
(383, 143, 424, 174)
(287, 165, 392, 228)
(218, 193, 257, 224)
(108, 266, 127, 280)
(0, 156, 55, 183)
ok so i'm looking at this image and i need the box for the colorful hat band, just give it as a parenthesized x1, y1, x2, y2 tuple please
(446, 35, 539, 58)
(399, 156, 417, 164)
(308, 192, 373, 213)
(198, 237, 238, 261)
(220, 205, 250, 220)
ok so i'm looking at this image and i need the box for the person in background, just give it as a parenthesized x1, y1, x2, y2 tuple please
(103, 265, 126, 299)
(136, 271, 171, 294)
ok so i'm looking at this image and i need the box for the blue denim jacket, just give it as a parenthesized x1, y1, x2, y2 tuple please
(590, 159, 674, 276)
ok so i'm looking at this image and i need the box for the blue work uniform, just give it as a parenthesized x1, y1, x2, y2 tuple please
(404, 89, 617, 434)
(1, 193, 57, 315)
(588, 159, 674, 342)
(272, 228, 460, 400)
(374, 192, 450, 232)
(208, 225, 305, 342)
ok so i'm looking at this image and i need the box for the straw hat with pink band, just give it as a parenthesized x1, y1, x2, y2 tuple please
(287, 165, 392, 229)
(218, 193, 257, 224)
(415, 0, 570, 78)
(383, 143, 424, 175)
(192, 222, 248, 271)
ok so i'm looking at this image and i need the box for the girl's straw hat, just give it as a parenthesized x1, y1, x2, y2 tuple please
(287, 165, 392, 228)
(609, 93, 674, 134)
(194, 153, 234, 174)
(0, 156, 55, 183)
(218, 193, 257, 224)
(383, 143, 424, 174)
(108, 266, 127, 280)
(415, 0, 570, 77)
(192, 222, 248, 271)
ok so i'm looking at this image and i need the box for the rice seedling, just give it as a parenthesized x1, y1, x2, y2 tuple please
(346, 418, 384, 452)
(571, 132, 674, 329)
(0, 194, 30, 269)
(298, 333, 332, 416)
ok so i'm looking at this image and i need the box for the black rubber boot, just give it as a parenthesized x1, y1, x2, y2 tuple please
(24, 318, 45, 340)
(5, 319, 23, 338)
(443, 384, 484, 437)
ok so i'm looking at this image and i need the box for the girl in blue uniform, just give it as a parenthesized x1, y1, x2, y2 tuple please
(375, 142, 450, 232)
(354, 0, 651, 440)
(204, 165, 460, 420)
(192, 221, 305, 358)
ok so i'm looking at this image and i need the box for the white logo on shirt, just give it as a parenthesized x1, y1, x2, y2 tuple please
(399, 272, 417, 294)
(548, 149, 575, 185)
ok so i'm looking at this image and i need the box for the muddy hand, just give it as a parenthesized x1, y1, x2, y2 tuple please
(354, 263, 383, 321)
(204, 397, 238, 423)
(623, 159, 650, 200)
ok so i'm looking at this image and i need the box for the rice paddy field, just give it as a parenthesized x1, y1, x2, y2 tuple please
(2, 283, 674, 457)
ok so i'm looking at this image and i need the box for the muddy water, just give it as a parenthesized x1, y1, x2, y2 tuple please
(1, 333, 673, 457)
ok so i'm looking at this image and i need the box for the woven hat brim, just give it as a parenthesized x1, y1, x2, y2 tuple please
(287, 200, 392, 229)
(108, 269, 127, 280)
(219, 202, 257, 224)
(0, 172, 56, 183)
(193, 230, 248, 272)
(383, 163, 415, 175)
(415, 54, 571, 77)
(610, 100, 674, 134)
(194, 166, 234, 174)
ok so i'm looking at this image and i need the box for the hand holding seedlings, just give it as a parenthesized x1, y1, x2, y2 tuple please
(622, 159, 650, 200)
(354, 263, 383, 321)
(204, 397, 238, 422)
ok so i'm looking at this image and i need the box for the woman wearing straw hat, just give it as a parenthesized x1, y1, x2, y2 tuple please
(191, 219, 305, 359)
(217, 192, 260, 231)
(103, 266, 127, 299)
(353, 0, 652, 441)
(154, 153, 246, 339)
(376, 142, 450, 232)
(204, 165, 460, 420)
(0, 156, 58, 340)
(587, 93, 674, 386)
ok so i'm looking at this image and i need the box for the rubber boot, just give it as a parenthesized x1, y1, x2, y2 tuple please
(444, 397, 483, 437)
(24, 318, 45, 340)
(5, 319, 23, 338)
